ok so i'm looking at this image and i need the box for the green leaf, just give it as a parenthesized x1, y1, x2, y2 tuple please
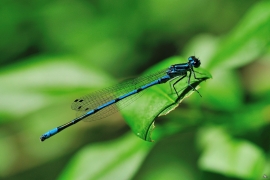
(225, 100, 270, 134)
(58, 133, 152, 180)
(201, 68, 243, 111)
(197, 126, 265, 179)
(0, 55, 114, 121)
(122, 56, 212, 142)
(207, 0, 270, 70)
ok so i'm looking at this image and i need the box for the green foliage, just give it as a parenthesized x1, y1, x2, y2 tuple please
(122, 56, 211, 141)
(0, 1, 270, 180)
(197, 126, 265, 179)
(58, 133, 152, 180)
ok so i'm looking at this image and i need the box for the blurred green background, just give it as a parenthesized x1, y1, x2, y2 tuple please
(0, 0, 270, 179)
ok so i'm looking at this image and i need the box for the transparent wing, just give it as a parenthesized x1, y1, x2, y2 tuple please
(71, 69, 168, 122)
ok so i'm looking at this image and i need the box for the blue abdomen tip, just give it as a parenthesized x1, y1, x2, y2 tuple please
(40, 128, 58, 142)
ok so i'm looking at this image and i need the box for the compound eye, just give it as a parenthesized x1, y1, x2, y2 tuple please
(193, 58, 201, 68)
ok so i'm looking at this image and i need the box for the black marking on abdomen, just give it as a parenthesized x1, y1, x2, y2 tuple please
(136, 88, 142, 93)
(92, 108, 100, 113)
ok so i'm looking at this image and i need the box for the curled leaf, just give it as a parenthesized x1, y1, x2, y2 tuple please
(121, 57, 212, 141)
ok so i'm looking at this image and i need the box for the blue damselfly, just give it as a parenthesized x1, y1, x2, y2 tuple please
(40, 56, 202, 141)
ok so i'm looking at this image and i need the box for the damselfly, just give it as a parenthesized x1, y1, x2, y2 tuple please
(40, 56, 202, 141)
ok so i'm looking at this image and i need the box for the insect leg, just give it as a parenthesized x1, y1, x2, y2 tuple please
(172, 74, 187, 97)
(188, 71, 202, 97)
